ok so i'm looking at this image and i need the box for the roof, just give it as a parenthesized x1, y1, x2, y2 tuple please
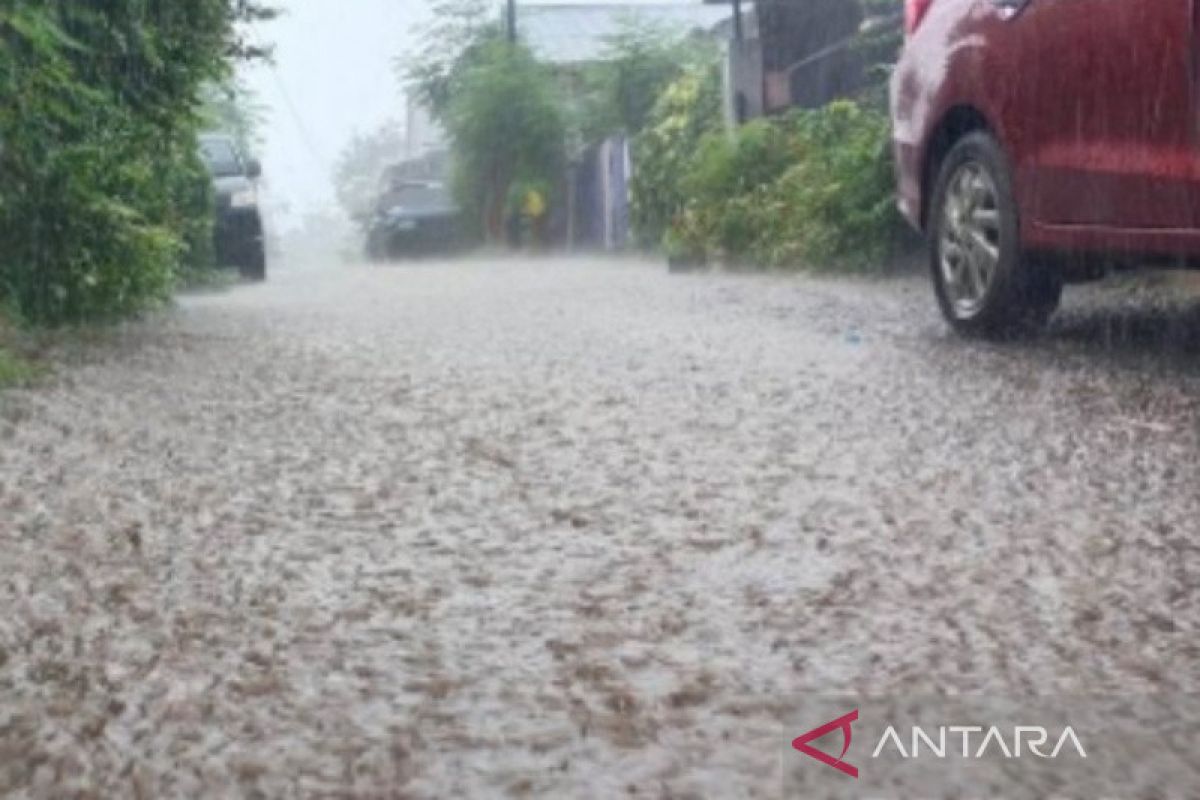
(517, 3, 732, 65)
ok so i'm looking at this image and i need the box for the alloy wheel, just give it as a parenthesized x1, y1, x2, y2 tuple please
(938, 162, 1003, 318)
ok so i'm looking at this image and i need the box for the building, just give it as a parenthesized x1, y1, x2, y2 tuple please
(716, 0, 898, 116)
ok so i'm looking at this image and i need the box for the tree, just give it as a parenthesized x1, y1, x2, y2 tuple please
(399, 0, 498, 122)
(629, 65, 723, 249)
(445, 41, 566, 241)
(576, 22, 717, 142)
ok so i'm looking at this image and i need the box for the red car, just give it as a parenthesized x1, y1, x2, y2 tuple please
(891, 0, 1200, 335)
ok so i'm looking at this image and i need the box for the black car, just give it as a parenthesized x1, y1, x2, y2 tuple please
(199, 133, 266, 280)
(365, 176, 463, 260)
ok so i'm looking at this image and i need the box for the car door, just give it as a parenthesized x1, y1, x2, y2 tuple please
(1018, 0, 1197, 230)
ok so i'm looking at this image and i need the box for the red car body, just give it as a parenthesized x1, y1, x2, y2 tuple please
(892, 0, 1200, 261)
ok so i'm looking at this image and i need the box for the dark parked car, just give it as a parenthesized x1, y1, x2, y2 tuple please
(365, 176, 463, 261)
(891, 0, 1199, 336)
(199, 133, 266, 281)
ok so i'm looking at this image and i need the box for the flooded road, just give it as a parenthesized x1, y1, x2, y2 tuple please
(2, 257, 1199, 797)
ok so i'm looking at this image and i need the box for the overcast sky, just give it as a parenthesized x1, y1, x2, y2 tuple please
(242, 0, 701, 228)
(241, 0, 424, 227)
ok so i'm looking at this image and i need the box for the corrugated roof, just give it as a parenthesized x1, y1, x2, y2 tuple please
(517, 3, 732, 65)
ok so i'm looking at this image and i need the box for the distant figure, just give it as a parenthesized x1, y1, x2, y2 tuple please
(522, 187, 547, 248)
(505, 185, 549, 249)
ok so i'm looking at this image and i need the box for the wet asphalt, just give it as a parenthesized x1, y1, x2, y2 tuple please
(1, 255, 1198, 797)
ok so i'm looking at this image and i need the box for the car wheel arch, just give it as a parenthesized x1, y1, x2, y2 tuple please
(921, 105, 997, 230)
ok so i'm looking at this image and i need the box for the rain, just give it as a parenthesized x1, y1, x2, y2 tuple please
(2, 1, 1199, 797)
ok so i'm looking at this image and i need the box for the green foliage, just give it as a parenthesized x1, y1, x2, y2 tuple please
(673, 101, 902, 271)
(759, 102, 901, 269)
(628, 65, 723, 250)
(446, 41, 566, 241)
(165, 146, 221, 290)
(574, 22, 716, 142)
(400, 3, 563, 243)
(0, 307, 33, 387)
(649, 1, 903, 268)
(0, 2, 271, 326)
(400, 0, 499, 121)
(685, 121, 799, 206)
(673, 120, 801, 260)
(0, 346, 35, 388)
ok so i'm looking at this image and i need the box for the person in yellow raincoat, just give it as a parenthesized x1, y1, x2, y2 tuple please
(522, 187, 546, 247)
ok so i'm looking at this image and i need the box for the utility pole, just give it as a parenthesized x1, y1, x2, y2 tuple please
(731, 0, 748, 124)
(506, 0, 517, 43)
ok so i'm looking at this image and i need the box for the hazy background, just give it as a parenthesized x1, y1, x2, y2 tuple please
(241, 0, 425, 231)
(242, 0, 701, 234)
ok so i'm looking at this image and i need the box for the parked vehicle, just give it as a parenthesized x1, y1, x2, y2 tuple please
(365, 174, 463, 261)
(891, 0, 1200, 336)
(199, 133, 266, 281)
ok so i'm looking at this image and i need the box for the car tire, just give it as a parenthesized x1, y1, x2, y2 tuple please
(929, 132, 1058, 337)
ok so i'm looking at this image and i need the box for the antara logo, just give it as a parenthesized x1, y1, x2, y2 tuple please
(871, 725, 1088, 760)
(792, 710, 860, 779)
(793, 710, 1088, 780)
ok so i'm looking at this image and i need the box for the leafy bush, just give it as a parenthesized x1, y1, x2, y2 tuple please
(673, 120, 801, 260)
(171, 155, 220, 289)
(759, 102, 900, 269)
(0, 305, 32, 387)
(0, 347, 34, 388)
(629, 65, 722, 249)
(0, 3, 272, 325)
(671, 101, 902, 271)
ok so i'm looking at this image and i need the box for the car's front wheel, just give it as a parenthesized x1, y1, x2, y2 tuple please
(929, 132, 1060, 337)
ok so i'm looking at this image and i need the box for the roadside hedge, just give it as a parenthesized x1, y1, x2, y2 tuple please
(629, 65, 723, 251)
(0, 3, 268, 326)
(0, 346, 33, 388)
(669, 101, 903, 271)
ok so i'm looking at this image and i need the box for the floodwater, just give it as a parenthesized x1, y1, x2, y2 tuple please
(2, 257, 1198, 796)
